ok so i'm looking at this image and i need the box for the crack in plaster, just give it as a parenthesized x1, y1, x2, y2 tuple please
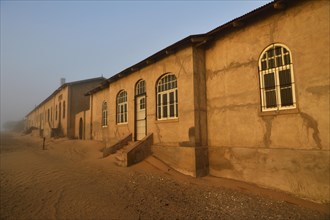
(300, 112, 322, 149)
(262, 116, 273, 148)
(206, 59, 257, 81)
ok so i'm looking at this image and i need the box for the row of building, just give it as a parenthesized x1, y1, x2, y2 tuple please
(25, 0, 329, 203)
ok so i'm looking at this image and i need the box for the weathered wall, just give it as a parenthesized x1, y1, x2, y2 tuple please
(68, 79, 104, 138)
(205, 0, 329, 202)
(75, 110, 91, 139)
(90, 88, 110, 142)
(102, 47, 199, 176)
(26, 87, 69, 138)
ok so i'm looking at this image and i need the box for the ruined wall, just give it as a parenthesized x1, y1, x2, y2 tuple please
(205, 1, 329, 202)
(105, 47, 198, 176)
(90, 88, 110, 142)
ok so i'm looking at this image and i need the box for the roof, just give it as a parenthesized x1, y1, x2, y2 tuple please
(26, 77, 105, 117)
(87, 0, 300, 95)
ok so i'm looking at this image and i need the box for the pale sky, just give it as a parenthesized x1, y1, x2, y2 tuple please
(0, 0, 271, 129)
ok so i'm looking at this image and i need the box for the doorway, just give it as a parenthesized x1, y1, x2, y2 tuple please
(79, 117, 83, 140)
(135, 80, 146, 141)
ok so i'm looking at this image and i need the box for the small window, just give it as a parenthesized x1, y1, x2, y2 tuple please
(117, 90, 128, 124)
(102, 101, 108, 127)
(259, 44, 296, 111)
(156, 73, 178, 120)
(140, 97, 145, 110)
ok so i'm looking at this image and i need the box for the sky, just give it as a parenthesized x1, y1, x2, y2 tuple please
(0, 0, 271, 130)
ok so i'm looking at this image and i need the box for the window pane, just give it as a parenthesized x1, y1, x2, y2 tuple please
(261, 61, 267, 70)
(268, 59, 275, 68)
(267, 48, 274, 58)
(275, 46, 282, 55)
(284, 54, 291, 65)
(157, 94, 161, 106)
(281, 87, 293, 106)
(276, 57, 282, 67)
(163, 106, 168, 118)
(169, 92, 174, 104)
(158, 106, 161, 119)
(279, 70, 292, 87)
(169, 104, 174, 117)
(264, 73, 275, 89)
(162, 94, 167, 105)
(266, 90, 277, 108)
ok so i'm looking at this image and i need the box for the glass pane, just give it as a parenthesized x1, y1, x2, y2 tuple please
(281, 87, 293, 106)
(266, 90, 277, 108)
(268, 59, 275, 68)
(264, 73, 275, 89)
(157, 94, 161, 106)
(163, 106, 168, 118)
(276, 57, 282, 67)
(284, 54, 291, 65)
(176, 103, 178, 117)
(169, 104, 174, 117)
(279, 70, 292, 87)
(275, 46, 282, 55)
(158, 106, 161, 119)
(169, 92, 174, 104)
(261, 61, 267, 70)
(162, 94, 167, 105)
(267, 48, 274, 58)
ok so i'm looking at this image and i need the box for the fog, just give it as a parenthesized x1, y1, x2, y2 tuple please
(0, 0, 271, 130)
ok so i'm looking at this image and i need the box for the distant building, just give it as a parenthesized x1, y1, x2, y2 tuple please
(83, 0, 329, 203)
(25, 77, 105, 138)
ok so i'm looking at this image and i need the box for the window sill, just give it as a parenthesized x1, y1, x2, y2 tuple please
(102, 126, 108, 128)
(259, 108, 299, 116)
(155, 118, 179, 124)
(116, 122, 128, 126)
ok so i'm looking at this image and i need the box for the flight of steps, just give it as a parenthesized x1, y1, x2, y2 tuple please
(113, 133, 153, 167)
(114, 142, 135, 167)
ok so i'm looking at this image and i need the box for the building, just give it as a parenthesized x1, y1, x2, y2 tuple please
(84, 0, 329, 203)
(25, 77, 105, 138)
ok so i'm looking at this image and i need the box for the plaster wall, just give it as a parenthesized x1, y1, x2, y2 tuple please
(68, 80, 104, 138)
(90, 88, 110, 142)
(205, 0, 329, 202)
(75, 109, 91, 139)
(26, 87, 69, 138)
(104, 47, 199, 176)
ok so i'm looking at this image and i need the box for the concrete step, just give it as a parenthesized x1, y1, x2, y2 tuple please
(114, 147, 127, 167)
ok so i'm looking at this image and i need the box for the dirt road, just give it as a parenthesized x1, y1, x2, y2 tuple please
(1, 133, 329, 220)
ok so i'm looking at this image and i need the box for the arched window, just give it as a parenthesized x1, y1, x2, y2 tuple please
(259, 44, 296, 111)
(117, 90, 128, 124)
(102, 101, 108, 127)
(156, 73, 178, 119)
(136, 80, 146, 96)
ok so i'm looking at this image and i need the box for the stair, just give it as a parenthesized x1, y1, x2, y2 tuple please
(114, 143, 133, 167)
(114, 134, 153, 167)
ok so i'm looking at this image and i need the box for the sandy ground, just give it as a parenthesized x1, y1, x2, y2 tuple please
(0, 133, 329, 220)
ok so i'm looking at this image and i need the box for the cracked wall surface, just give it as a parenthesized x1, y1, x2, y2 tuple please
(205, 0, 329, 202)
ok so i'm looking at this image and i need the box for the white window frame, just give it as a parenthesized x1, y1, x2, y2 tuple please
(117, 90, 128, 124)
(259, 44, 296, 112)
(102, 101, 108, 127)
(156, 73, 178, 120)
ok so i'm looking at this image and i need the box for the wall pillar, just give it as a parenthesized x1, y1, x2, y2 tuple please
(192, 46, 209, 177)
